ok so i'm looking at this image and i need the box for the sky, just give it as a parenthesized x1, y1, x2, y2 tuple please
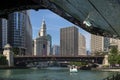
(29, 9, 91, 51)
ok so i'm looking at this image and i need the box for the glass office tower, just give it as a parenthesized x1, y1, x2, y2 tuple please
(8, 11, 32, 55)
(0, 18, 7, 53)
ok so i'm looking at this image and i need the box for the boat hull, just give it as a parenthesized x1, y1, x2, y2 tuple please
(70, 68, 78, 72)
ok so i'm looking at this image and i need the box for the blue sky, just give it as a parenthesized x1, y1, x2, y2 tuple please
(29, 9, 91, 50)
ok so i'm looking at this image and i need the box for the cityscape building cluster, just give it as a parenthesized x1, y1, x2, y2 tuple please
(1, 10, 119, 56)
(0, 11, 32, 55)
(91, 34, 120, 55)
(33, 20, 86, 56)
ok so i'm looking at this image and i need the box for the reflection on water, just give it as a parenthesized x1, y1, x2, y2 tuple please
(0, 69, 25, 80)
(4, 70, 11, 77)
(70, 72, 78, 76)
(0, 68, 116, 80)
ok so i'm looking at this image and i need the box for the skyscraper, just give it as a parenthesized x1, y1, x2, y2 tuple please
(60, 26, 78, 56)
(24, 11, 33, 55)
(47, 34, 52, 55)
(34, 19, 49, 56)
(0, 18, 7, 53)
(91, 34, 120, 54)
(91, 34, 104, 54)
(52, 45, 60, 56)
(78, 33, 86, 55)
(7, 11, 32, 55)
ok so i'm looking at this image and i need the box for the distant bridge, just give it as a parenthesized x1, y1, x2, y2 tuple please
(14, 55, 104, 66)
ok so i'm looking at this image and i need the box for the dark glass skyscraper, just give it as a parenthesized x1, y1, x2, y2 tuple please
(0, 18, 7, 53)
(7, 11, 32, 55)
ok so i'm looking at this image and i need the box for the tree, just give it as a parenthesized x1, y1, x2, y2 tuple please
(69, 61, 87, 66)
(0, 54, 7, 65)
(12, 47, 19, 55)
(110, 46, 118, 55)
(108, 45, 119, 66)
(92, 51, 107, 56)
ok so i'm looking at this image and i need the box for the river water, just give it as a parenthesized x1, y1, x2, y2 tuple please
(0, 67, 116, 80)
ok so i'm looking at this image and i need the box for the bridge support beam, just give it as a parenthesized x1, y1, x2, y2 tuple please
(3, 44, 14, 67)
(102, 55, 109, 66)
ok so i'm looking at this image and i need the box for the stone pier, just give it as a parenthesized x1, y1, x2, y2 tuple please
(3, 44, 14, 67)
(102, 55, 109, 66)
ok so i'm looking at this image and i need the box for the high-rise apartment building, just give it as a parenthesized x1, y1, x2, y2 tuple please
(91, 34, 120, 54)
(7, 11, 32, 55)
(110, 38, 120, 51)
(91, 34, 104, 54)
(78, 33, 86, 55)
(60, 26, 78, 56)
(0, 18, 7, 53)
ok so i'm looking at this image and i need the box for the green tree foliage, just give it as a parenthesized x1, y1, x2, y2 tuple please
(110, 46, 118, 55)
(69, 61, 87, 66)
(108, 45, 120, 65)
(0, 54, 7, 65)
(92, 51, 107, 56)
(12, 47, 19, 55)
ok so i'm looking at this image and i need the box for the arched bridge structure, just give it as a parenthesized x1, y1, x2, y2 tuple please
(1, 0, 120, 38)
(14, 55, 104, 66)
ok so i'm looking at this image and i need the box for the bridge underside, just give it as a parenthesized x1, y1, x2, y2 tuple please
(14, 56, 104, 66)
(0, 0, 120, 38)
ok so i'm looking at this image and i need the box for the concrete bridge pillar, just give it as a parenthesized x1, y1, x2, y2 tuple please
(102, 55, 109, 66)
(3, 44, 14, 67)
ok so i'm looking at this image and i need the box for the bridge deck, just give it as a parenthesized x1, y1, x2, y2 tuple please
(14, 55, 104, 65)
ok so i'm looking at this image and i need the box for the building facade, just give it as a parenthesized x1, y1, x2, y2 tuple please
(34, 36, 48, 56)
(91, 34, 120, 54)
(7, 11, 32, 55)
(91, 34, 104, 54)
(47, 34, 52, 55)
(109, 38, 120, 51)
(104, 37, 110, 52)
(78, 33, 86, 55)
(60, 26, 78, 56)
(0, 18, 7, 53)
(52, 45, 60, 56)
(24, 11, 32, 55)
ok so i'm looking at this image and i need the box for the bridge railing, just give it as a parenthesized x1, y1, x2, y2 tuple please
(102, 73, 120, 80)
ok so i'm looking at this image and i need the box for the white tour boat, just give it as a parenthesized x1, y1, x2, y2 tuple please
(69, 65, 78, 72)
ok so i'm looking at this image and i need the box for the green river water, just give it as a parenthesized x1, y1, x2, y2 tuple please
(0, 67, 116, 80)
